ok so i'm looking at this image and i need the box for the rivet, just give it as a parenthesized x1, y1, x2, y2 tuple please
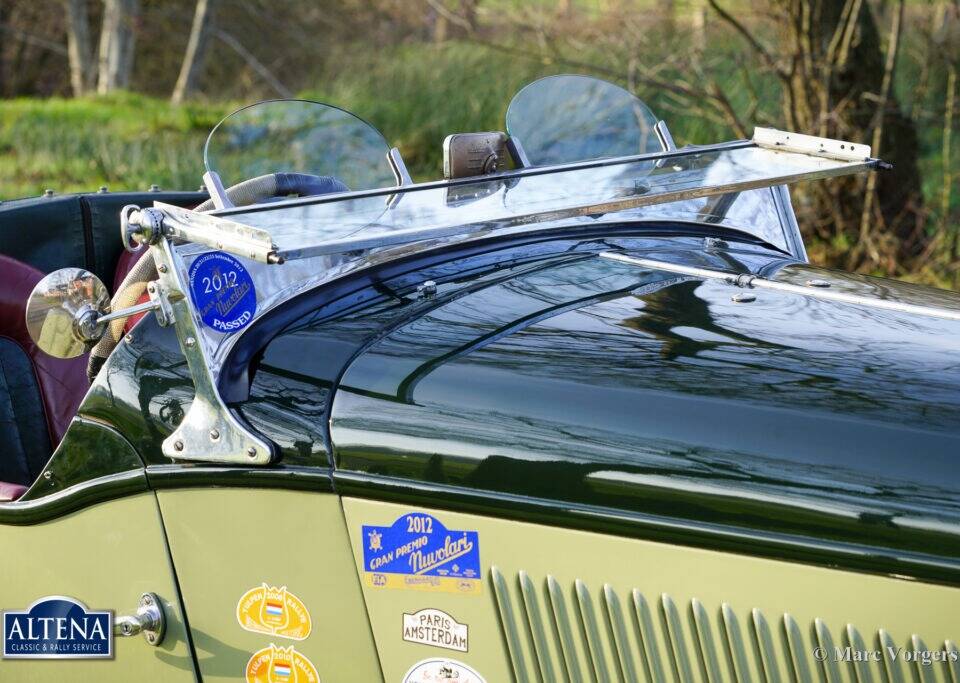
(173, 440, 184, 451)
(157, 264, 168, 273)
(732, 292, 757, 303)
(806, 279, 831, 288)
(147, 283, 155, 293)
(124, 333, 133, 344)
(98, 185, 108, 193)
(142, 595, 154, 606)
(247, 447, 257, 458)
(43, 470, 53, 480)
(43, 189, 54, 197)
(209, 428, 220, 440)
(185, 337, 196, 348)
(149, 184, 160, 192)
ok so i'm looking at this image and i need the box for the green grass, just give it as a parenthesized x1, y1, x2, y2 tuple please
(0, 43, 742, 198)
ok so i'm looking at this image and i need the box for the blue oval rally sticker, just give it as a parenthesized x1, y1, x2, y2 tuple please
(188, 251, 256, 333)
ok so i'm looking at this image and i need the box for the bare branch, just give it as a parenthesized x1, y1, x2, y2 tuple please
(212, 27, 292, 98)
(704, 0, 788, 80)
(855, 0, 905, 268)
(0, 24, 68, 56)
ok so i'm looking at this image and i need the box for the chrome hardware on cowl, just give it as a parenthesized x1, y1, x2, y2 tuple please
(598, 251, 960, 321)
(114, 593, 165, 647)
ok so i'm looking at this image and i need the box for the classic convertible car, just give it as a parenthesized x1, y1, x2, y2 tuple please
(1, 75, 958, 682)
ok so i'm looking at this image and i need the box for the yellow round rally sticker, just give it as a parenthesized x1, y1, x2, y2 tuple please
(237, 584, 312, 640)
(245, 643, 319, 683)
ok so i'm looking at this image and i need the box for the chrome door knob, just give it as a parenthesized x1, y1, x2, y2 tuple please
(114, 592, 166, 646)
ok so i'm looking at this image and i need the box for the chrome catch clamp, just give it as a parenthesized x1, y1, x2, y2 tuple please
(114, 593, 166, 647)
(120, 205, 165, 252)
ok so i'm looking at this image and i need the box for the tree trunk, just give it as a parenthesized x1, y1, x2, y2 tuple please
(97, 0, 139, 94)
(171, 0, 214, 104)
(64, 0, 93, 96)
(775, 0, 923, 268)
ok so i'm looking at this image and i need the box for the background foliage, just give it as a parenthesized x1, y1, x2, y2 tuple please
(0, 0, 957, 287)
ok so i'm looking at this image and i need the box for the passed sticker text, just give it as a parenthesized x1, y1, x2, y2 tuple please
(188, 251, 257, 333)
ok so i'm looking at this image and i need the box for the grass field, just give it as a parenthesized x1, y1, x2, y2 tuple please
(0, 41, 955, 285)
(0, 43, 742, 199)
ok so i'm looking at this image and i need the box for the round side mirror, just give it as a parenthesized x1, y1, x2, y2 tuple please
(25, 268, 110, 359)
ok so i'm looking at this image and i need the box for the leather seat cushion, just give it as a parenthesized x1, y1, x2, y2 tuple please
(0, 255, 89, 455)
(0, 337, 50, 484)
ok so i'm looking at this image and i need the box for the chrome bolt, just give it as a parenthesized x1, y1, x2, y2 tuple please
(124, 333, 133, 344)
(98, 186, 108, 193)
(732, 292, 757, 303)
(43, 470, 53, 480)
(185, 337, 196, 348)
(147, 283, 156, 293)
(417, 280, 438, 298)
(142, 594, 154, 606)
(157, 264, 168, 273)
(173, 440, 184, 451)
(43, 189, 54, 197)
(209, 428, 220, 441)
(149, 184, 160, 192)
(247, 447, 257, 458)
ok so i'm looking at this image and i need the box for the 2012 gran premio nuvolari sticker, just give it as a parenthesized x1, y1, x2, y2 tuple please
(361, 513, 481, 594)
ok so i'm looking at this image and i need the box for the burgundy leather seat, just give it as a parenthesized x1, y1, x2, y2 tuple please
(0, 255, 89, 500)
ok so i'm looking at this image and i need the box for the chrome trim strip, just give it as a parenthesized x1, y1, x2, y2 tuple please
(211, 140, 757, 217)
(599, 252, 960, 321)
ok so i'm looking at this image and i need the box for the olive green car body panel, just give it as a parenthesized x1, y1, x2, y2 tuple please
(156, 487, 382, 682)
(0, 493, 197, 681)
(344, 498, 960, 683)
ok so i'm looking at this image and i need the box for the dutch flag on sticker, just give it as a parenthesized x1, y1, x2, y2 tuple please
(265, 601, 283, 616)
(274, 663, 292, 677)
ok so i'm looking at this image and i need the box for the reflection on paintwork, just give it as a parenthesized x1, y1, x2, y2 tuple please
(326, 245, 960, 559)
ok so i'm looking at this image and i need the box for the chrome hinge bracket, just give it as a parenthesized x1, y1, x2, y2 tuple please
(753, 127, 872, 163)
(150, 236, 274, 465)
(146, 279, 176, 327)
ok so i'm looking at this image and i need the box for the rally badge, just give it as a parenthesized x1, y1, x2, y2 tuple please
(237, 584, 312, 640)
(188, 250, 257, 333)
(2, 596, 111, 659)
(362, 513, 481, 594)
(402, 658, 486, 683)
(245, 643, 319, 683)
(403, 608, 468, 652)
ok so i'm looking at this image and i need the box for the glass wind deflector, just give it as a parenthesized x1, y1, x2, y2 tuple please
(157, 128, 882, 264)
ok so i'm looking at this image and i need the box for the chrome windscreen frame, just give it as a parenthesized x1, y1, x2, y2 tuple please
(120, 127, 879, 465)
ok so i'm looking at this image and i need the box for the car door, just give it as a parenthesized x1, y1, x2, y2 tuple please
(156, 486, 383, 682)
(0, 423, 197, 681)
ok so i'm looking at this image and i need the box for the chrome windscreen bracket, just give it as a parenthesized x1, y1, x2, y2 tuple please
(753, 127, 871, 163)
(148, 235, 274, 465)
